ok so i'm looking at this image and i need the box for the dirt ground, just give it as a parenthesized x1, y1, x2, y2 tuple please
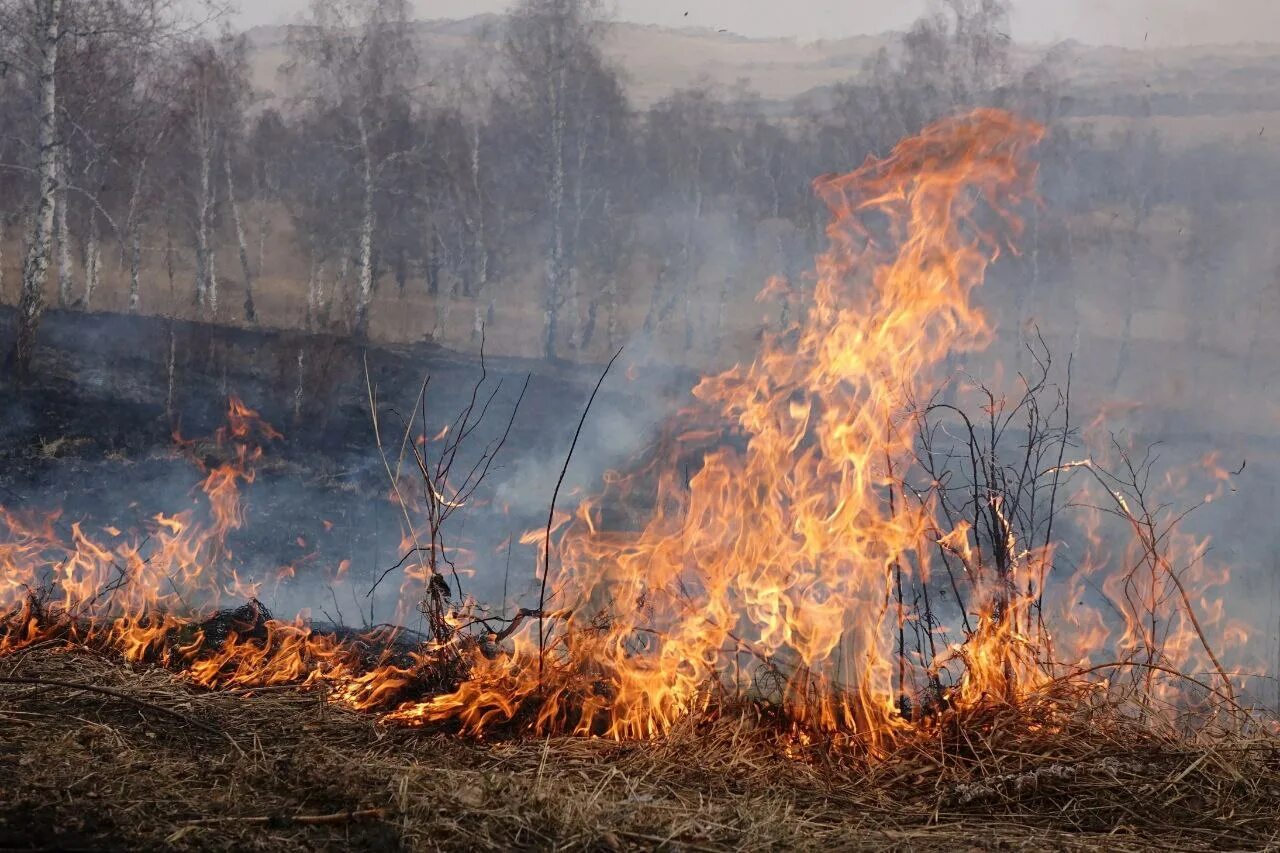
(1, 647, 1277, 852)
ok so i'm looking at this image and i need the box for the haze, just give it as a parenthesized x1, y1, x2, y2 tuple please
(232, 0, 1280, 47)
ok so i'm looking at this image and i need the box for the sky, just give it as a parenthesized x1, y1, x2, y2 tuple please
(233, 0, 1280, 47)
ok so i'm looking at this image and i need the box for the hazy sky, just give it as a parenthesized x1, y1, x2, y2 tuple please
(235, 0, 1280, 47)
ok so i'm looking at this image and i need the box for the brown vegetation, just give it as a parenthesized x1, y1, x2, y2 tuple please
(2, 647, 1277, 851)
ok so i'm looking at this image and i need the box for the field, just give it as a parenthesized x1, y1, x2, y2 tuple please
(2, 247, 1279, 851)
(0, 296, 1274, 850)
(4, 24, 1280, 848)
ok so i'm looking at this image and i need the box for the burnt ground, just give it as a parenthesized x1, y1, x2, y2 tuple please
(0, 307, 691, 618)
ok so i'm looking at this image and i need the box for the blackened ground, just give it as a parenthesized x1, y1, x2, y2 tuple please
(0, 307, 692, 620)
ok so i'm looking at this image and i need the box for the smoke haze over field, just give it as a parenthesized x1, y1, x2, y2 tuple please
(229, 0, 1280, 47)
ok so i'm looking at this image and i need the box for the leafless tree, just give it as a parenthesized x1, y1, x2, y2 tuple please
(286, 0, 418, 339)
(500, 0, 626, 360)
(171, 36, 246, 319)
(0, 0, 217, 378)
(4, 0, 63, 379)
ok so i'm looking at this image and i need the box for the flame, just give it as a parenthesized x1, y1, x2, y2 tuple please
(390, 108, 1252, 743)
(0, 109, 1254, 749)
(0, 397, 435, 709)
(385, 110, 1049, 745)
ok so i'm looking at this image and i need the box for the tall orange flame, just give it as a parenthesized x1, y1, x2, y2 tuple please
(392, 109, 1051, 746)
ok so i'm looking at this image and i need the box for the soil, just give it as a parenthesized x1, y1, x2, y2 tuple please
(2, 647, 1277, 852)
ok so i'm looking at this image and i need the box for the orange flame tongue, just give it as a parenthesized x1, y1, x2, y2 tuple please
(403, 109, 1046, 744)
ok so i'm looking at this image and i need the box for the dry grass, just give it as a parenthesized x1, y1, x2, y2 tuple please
(1, 647, 1277, 851)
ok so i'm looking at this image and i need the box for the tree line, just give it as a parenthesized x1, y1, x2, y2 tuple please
(0, 0, 1261, 375)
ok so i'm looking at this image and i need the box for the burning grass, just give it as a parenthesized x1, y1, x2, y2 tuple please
(2, 108, 1279, 848)
(1, 646, 1277, 851)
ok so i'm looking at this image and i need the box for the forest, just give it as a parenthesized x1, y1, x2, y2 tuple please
(4, 0, 1275, 371)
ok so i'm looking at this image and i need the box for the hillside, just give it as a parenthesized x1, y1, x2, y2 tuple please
(244, 16, 1280, 118)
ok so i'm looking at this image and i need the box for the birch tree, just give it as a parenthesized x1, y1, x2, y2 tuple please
(279, 109, 351, 332)
(288, 0, 417, 339)
(6, 0, 62, 379)
(54, 145, 72, 306)
(501, 0, 626, 360)
(124, 128, 163, 313)
(248, 109, 289, 283)
(171, 40, 242, 318)
(435, 45, 501, 342)
(62, 0, 176, 315)
(0, 0, 203, 378)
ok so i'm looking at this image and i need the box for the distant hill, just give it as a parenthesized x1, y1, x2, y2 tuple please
(242, 16, 892, 108)
(243, 15, 1280, 129)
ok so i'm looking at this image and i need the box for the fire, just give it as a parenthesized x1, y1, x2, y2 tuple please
(390, 108, 1250, 743)
(0, 109, 1254, 750)
(387, 109, 1048, 744)
(0, 397, 430, 707)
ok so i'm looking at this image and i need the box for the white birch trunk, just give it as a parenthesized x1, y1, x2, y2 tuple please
(12, 0, 63, 377)
(331, 253, 346, 325)
(293, 346, 305, 422)
(165, 323, 176, 423)
(128, 220, 142, 313)
(194, 151, 209, 309)
(305, 252, 320, 332)
(82, 209, 99, 310)
(224, 147, 255, 322)
(55, 146, 73, 308)
(193, 97, 216, 317)
(164, 227, 176, 300)
(353, 114, 375, 337)
(431, 233, 457, 342)
(125, 154, 151, 314)
(206, 149, 219, 317)
(543, 61, 567, 360)
(469, 122, 490, 343)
